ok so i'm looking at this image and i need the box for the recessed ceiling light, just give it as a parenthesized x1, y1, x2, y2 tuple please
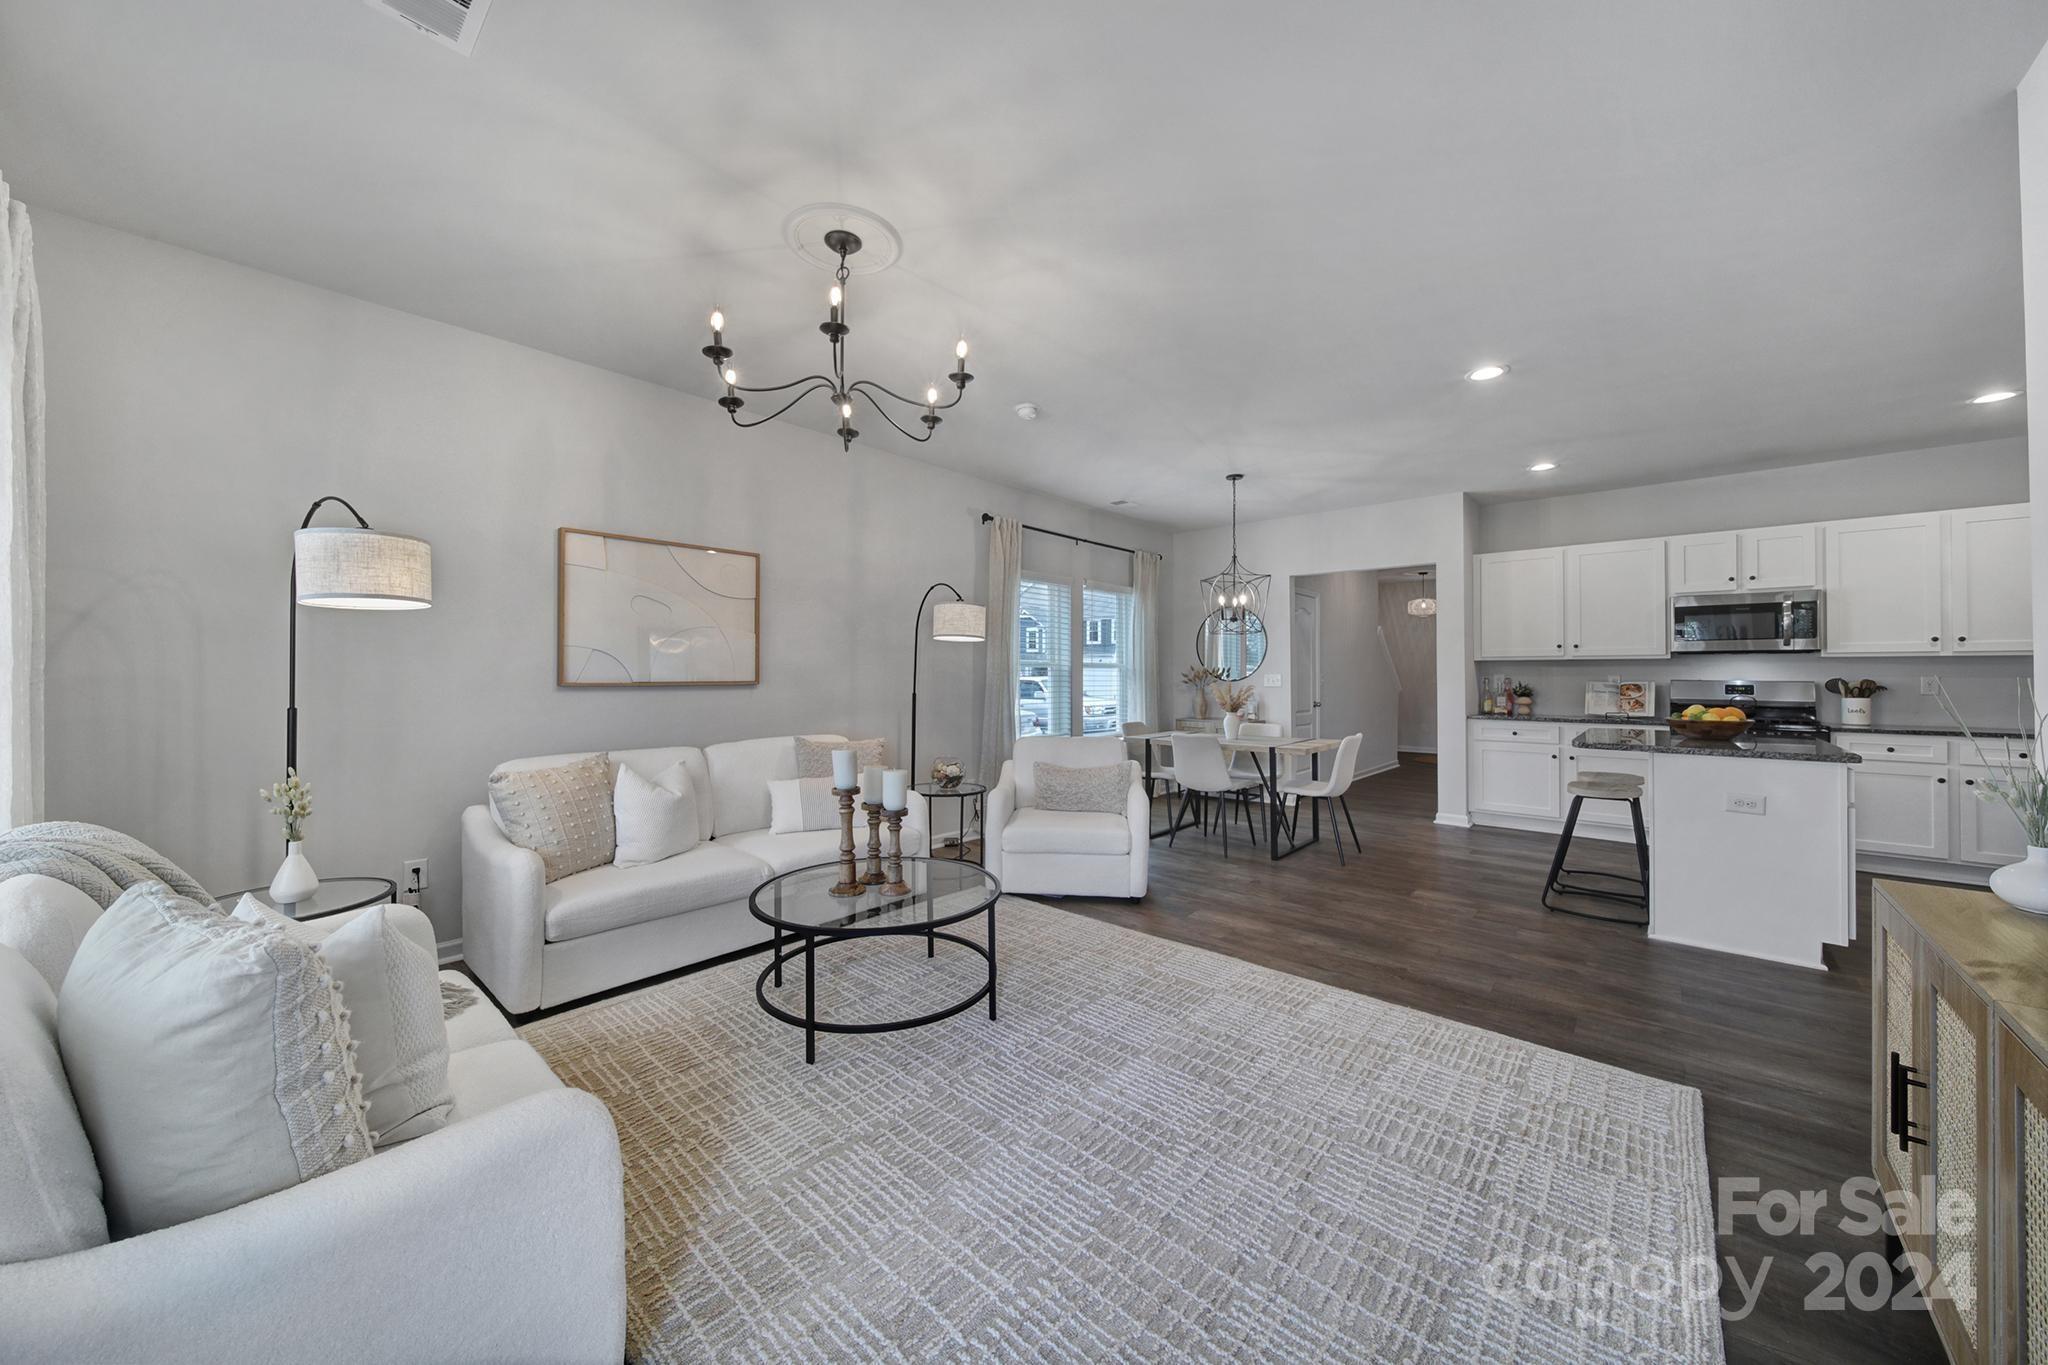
(1466, 364, 1509, 382)
(1970, 390, 2021, 404)
(1528, 460, 1557, 472)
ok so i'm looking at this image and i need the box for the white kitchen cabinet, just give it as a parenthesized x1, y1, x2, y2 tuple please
(1473, 548, 1565, 660)
(1562, 749, 1652, 829)
(1957, 766, 2028, 866)
(1945, 504, 2032, 654)
(1823, 513, 1945, 654)
(1564, 539, 1668, 659)
(1470, 738, 1561, 818)
(1741, 524, 1818, 589)
(1667, 532, 1740, 593)
(1853, 762, 1953, 861)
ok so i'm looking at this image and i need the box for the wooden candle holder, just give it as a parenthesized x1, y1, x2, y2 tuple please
(863, 802, 886, 884)
(829, 787, 863, 897)
(884, 808, 911, 896)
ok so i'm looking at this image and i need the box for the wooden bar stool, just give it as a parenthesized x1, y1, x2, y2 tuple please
(1541, 772, 1650, 924)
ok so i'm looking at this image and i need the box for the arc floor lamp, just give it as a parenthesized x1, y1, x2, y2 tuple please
(287, 496, 432, 776)
(909, 583, 986, 785)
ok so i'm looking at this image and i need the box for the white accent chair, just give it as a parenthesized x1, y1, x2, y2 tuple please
(984, 735, 1149, 899)
(1166, 733, 1266, 857)
(1277, 732, 1365, 864)
(0, 882, 625, 1364)
(464, 735, 927, 1014)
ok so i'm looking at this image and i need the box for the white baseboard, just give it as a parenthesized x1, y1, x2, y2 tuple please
(1856, 855, 1994, 888)
(1468, 810, 1642, 844)
(1434, 813, 1473, 828)
(1647, 930, 1826, 971)
(1399, 745, 1438, 755)
(438, 936, 463, 966)
(1353, 758, 1400, 780)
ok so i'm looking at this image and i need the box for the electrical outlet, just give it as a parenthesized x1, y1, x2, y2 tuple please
(401, 858, 428, 907)
(1725, 794, 1767, 816)
(1920, 677, 1939, 696)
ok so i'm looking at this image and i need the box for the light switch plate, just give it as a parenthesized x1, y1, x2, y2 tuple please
(1920, 677, 1939, 696)
(1725, 794, 1767, 816)
(1265, 674, 1282, 687)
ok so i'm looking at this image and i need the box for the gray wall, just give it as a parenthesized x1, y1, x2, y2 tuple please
(1477, 437, 2027, 553)
(1291, 571, 1397, 775)
(1377, 576, 1438, 751)
(35, 212, 1170, 947)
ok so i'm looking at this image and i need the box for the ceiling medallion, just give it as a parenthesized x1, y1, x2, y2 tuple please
(703, 215, 971, 454)
(1200, 474, 1271, 636)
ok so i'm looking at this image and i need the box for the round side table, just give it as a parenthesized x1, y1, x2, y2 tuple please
(216, 877, 398, 922)
(913, 780, 987, 865)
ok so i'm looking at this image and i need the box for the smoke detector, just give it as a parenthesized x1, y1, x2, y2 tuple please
(781, 204, 903, 275)
(364, 0, 495, 54)
(1014, 403, 1041, 421)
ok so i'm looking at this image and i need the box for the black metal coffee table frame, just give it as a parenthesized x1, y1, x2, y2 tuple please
(749, 857, 1001, 1064)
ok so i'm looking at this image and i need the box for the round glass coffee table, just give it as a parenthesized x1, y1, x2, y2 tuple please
(749, 856, 1001, 1064)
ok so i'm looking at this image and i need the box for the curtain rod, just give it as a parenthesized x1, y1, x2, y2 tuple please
(980, 512, 1145, 558)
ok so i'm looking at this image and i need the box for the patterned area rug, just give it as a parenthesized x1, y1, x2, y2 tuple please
(522, 899, 1722, 1363)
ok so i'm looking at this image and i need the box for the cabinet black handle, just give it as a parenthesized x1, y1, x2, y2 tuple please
(1931, 636, 1940, 643)
(1886, 747, 1895, 752)
(1958, 636, 1967, 643)
(1938, 777, 1947, 784)
(1890, 1052, 1928, 1151)
(1966, 779, 1976, 786)
(2022, 752, 2031, 760)
(1749, 574, 1757, 580)
(1727, 576, 1735, 582)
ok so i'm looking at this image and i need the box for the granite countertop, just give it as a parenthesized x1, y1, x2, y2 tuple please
(1836, 723, 2028, 740)
(1572, 726, 1862, 764)
(1469, 712, 1662, 725)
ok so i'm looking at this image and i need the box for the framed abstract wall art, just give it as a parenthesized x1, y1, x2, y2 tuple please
(557, 528, 760, 686)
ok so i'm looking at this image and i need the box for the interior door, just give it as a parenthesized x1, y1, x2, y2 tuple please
(1291, 588, 1320, 737)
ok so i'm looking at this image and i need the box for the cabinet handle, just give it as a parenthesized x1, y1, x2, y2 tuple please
(1889, 1051, 1928, 1151)
(1938, 777, 1947, 784)
(1749, 574, 1757, 581)
(1727, 576, 1735, 582)
(1886, 747, 1895, 753)
(1958, 636, 1967, 643)
(1965, 778, 1976, 786)
(1931, 636, 1940, 643)
(2022, 752, 2031, 760)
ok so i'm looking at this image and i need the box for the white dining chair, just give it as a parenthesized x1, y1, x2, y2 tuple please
(1227, 721, 1290, 790)
(1124, 720, 1176, 802)
(1276, 732, 1364, 865)
(1166, 733, 1263, 857)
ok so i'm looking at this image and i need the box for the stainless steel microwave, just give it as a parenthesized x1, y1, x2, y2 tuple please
(1671, 589, 1824, 653)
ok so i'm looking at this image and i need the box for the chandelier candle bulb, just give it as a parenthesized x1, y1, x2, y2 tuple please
(829, 284, 842, 325)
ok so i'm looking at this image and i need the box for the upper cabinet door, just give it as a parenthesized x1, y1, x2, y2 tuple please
(1945, 504, 2031, 655)
(1666, 532, 1740, 593)
(1473, 548, 1565, 659)
(1740, 524, 1818, 590)
(1565, 539, 1668, 658)
(1823, 514, 1944, 654)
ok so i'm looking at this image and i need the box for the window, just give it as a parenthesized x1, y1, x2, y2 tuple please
(1015, 578, 1072, 739)
(1082, 584, 1133, 735)
(1085, 616, 1117, 647)
(1021, 623, 1043, 655)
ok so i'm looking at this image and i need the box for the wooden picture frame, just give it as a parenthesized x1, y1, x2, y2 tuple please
(557, 527, 761, 686)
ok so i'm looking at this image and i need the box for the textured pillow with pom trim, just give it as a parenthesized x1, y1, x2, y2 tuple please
(58, 882, 371, 1237)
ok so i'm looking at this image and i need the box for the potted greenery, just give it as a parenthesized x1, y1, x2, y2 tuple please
(1511, 681, 1534, 718)
(259, 768, 318, 904)
(1940, 679, 2048, 914)
(1213, 681, 1255, 738)
(1182, 663, 1223, 720)
(1824, 677, 1885, 728)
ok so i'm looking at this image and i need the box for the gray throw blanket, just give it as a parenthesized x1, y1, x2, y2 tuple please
(0, 821, 215, 909)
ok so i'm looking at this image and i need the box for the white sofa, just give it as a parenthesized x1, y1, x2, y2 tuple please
(464, 734, 929, 1014)
(984, 735, 1149, 899)
(0, 894, 626, 1365)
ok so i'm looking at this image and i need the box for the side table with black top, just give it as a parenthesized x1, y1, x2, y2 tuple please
(216, 877, 398, 922)
(913, 780, 986, 865)
(748, 856, 1000, 1063)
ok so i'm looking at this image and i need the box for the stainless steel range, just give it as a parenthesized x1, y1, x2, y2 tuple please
(1667, 679, 1825, 738)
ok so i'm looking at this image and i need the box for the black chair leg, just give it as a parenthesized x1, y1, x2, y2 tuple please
(1327, 798, 1346, 865)
(1220, 794, 1230, 858)
(1541, 797, 1585, 907)
(1629, 796, 1650, 889)
(1244, 792, 1259, 846)
(1338, 795, 1362, 852)
(1169, 789, 1192, 848)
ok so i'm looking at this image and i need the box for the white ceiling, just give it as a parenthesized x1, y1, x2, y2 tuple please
(1, 1, 2040, 530)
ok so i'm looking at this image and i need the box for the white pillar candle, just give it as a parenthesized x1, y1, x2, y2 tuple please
(863, 765, 885, 803)
(831, 748, 857, 790)
(883, 768, 909, 811)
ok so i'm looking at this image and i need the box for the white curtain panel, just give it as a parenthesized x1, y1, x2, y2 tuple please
(0, 173, 44, 829)
(977, 516, 1022, 784)
(1128, 550, 1161, 728)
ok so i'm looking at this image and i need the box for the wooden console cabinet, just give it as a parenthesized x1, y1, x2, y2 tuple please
(1874, 881, 2048, 1362)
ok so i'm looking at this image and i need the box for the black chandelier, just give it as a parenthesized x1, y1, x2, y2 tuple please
(703, 229, 972, 453)
(1200, 473, 1270, 632)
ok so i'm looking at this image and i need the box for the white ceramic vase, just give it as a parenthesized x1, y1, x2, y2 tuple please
(1839, 697, 1873, 728)
(1991, 847, 2048, 916)
(270, 841, 319, 905)
(1222, 710, 1242, 739)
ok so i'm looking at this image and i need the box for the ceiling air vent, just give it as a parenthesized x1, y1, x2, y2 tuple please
(364, 0, 494, 55)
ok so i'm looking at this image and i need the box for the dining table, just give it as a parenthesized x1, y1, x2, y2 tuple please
(1128, 730, 1347, 862)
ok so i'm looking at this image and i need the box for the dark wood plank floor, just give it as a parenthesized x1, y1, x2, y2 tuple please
(1059, 759, 1943, 1365)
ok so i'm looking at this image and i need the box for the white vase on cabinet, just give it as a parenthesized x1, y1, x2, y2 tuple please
(1991, 847, 2048, 916)
(270, 842, 319, 905)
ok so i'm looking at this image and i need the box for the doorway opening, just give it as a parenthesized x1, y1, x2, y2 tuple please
(1284, 565, 1438, 781)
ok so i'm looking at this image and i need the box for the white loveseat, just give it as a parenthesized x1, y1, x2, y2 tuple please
(464, 734, 929, 1014)
(0, 892, 626, 1364)
(984, 735, 1149, 899)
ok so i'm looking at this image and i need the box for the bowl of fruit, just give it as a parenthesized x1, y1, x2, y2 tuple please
(1667, 704, 1752, 739)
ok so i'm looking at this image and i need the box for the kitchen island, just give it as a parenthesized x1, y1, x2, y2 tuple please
(1571, 727, 1861, 968)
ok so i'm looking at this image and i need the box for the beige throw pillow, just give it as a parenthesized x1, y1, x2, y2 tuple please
(793, 736, 885, 781)
(488, 754, 616, 882)
(58, 882, 371, 1237)
(1033, 762, 1130, 814)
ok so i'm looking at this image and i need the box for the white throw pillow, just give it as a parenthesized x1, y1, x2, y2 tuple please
(768, 776, 867, 834)
(0, 872, 104, 993)
(0, 945, 107, 1264)
(309, 905, 453, 1147)
(59, 882, 371, 1237)
(613, 760, 701, 867)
